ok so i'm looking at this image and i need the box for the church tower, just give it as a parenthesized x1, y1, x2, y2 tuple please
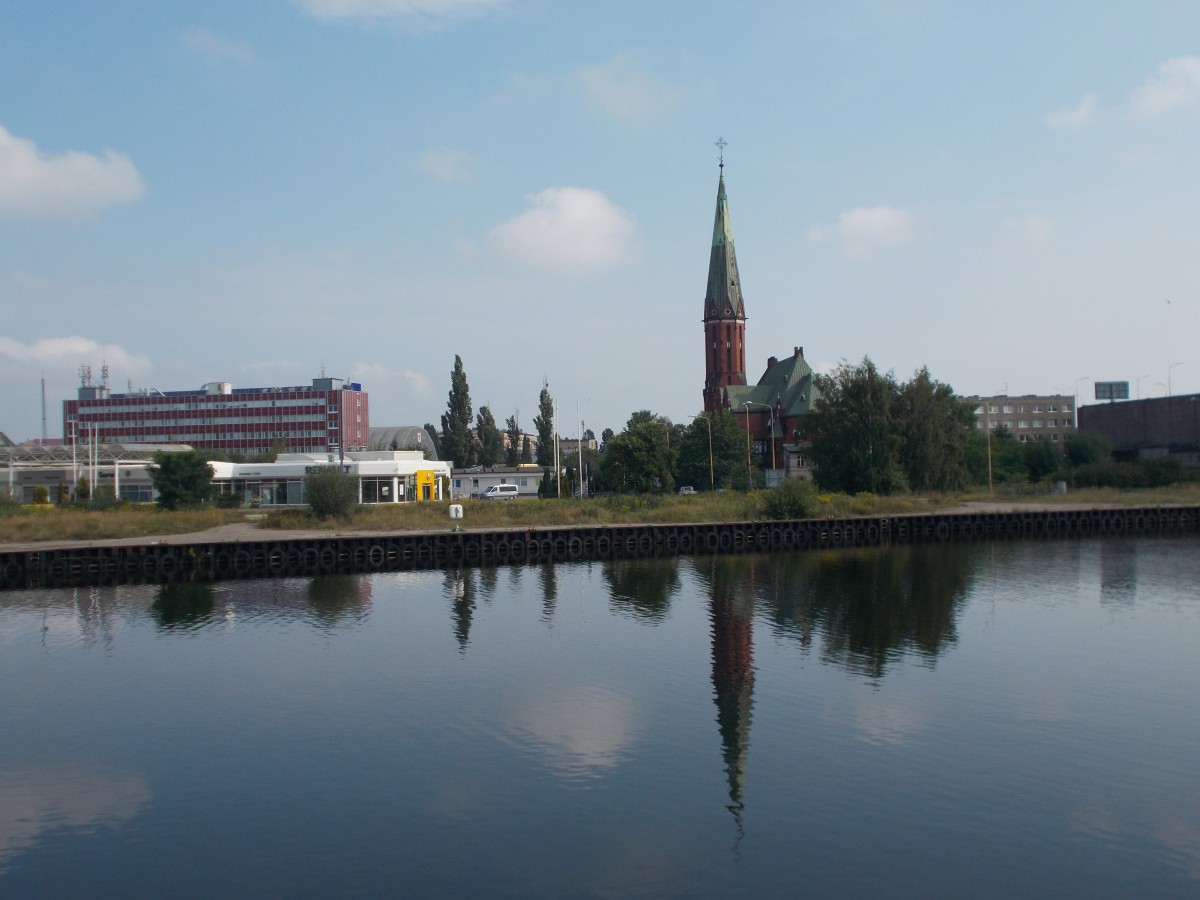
(702, 155, 747, 413)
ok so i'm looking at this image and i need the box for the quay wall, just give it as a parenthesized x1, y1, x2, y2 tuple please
(2, 506, 1198, 591)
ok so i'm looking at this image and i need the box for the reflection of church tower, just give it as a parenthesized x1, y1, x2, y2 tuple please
(702, 152, 748, 413)
(709, 561, 755, 828)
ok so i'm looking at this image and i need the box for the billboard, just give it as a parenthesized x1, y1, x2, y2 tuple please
(1094, 381, 1130, 401)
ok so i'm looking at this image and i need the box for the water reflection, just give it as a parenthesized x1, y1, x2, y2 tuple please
(693, 558, 755, 831)
(152, 581, 215, 629)
(0, 765, 151, 873)
(604, 559, 681, 622)
(444, 568, 477, 652)
(1100, 539, 1138, 608)
(753, 545, 975, 678)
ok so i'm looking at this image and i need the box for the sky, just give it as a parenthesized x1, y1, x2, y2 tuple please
(2, 0, 1199, 443)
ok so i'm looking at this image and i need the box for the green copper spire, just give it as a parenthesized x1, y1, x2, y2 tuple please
(704, 166, 745, 320)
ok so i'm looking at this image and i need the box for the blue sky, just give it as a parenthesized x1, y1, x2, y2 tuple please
(3, 1, 1199, 442)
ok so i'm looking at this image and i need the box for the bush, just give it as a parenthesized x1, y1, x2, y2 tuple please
(1071, 462, 1148, 489)
(762, 478, 817, 520)
(32, 486, 50, 504)
(1140, 457, 1187, 487)
(304, 466, 359, 519)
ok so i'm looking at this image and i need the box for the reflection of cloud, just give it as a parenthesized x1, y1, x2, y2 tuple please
(853, 696, 926, 746)
(1070, 801, 1200, 879)
(505, 685, 640, 782)
(0, 765, 151, 870)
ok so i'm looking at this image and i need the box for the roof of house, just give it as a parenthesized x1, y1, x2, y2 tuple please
(369, 426, 438, 459)
(723, 348, 821, 436)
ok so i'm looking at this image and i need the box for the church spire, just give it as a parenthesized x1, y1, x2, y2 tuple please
(702, 142, 747, 412)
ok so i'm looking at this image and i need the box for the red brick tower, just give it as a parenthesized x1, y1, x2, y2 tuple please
(702, 156, 747, 412)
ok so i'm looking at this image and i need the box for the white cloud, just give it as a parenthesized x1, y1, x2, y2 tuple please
(292, 0, 501, 23)
(418, 148, 471, 184)
(1129, 56, 1200, 119)
(488, 187, 639, 272)
(576, 55, 680, 124)
(0, 336, 151, 373)
(182, 27, 257, 67)
(0, 125, 145, 221)
(1045, 93, 1098, 129)
(808, 205, 915, 261)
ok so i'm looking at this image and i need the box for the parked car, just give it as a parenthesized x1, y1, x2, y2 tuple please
(483, 484, 520, 500)
(677, 486, 697, 496)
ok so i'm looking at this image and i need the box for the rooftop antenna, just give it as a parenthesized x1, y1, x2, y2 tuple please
(40, 373, 46, 443)
(715, 136, 727, 170)
(101, 362, 109, 388)
(79, 365, 92, 387)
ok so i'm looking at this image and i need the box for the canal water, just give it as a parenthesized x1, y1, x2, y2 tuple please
(2, 536, 1198, 897)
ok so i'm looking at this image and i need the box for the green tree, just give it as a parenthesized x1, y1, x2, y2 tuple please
(476, 405, 503, 466)
(304, 465, 359, 519)
(1023, 439, 1064, 483)
(534, 378, 555, 467)
(150, 450, 214, 510)
(504, 414, 521, 467)
(598, 412, 677, 494)
(74, 474, 91, 503)
(601, 427, 614, 450)
(440, 355, 475, 468)
(677, 410, 750, 491)
(806, 358, 906, 495)
(422, 422, 441, 459)
(1065, 431, 1111, 467)
(520, 435, 533, 463)
(894, 368, 975, 491)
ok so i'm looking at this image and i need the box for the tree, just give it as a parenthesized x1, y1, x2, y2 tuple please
(534, 378, 555, 467)
(304, 465, 358, 519)
(1023, 439, 1064, 483)
(1065, 431, 1111, 467)
(806, 358, 906, 495)
(520, 435, 533, 463)
(476, 406, 503, 467)
(677, 410, 750, 491)
(598, 412, 677, 494)
(894, 368, 975, 491)
(150, 450, 214, 510)
(422, 422, 441, 459)
(504, 414, 521, 467)
(601, 427, 614, 451)
(440, 355, 475, 468)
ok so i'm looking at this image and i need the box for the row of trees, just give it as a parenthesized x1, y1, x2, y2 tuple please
(434, 355, 548, 470)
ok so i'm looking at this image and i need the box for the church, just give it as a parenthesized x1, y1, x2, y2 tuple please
(701, 157, 819, 480)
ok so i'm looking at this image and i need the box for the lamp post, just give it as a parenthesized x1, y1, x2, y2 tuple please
(692, 414, 714, 491)
(984, 384, 1004, 495)
(742, 401, 774, 488)
(741, 402, 753, 489)
(1136, 374, 1150, 400)
(1074, 376, 1090, 429)
(1168, 361, 1183, 398)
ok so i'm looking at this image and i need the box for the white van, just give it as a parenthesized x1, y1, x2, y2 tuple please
(483, 484, 520, 500)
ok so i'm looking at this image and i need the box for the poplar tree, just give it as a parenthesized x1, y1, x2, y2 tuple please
(505, 414, 521, 467)
(534, 378, 555, 467)
(440, 355, 475, 468)
(476, 406, 503, 466)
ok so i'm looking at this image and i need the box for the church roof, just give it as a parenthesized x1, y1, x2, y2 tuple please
(704, 168, 745, 320)
(724, 348, 820, 434)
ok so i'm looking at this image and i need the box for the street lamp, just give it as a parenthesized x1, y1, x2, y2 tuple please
(1136, 374, 1150, 400)
(1074, 376, 1090, 430)
(1168, 361, 1183, 398)
(692, 413, 714, 491)
(742, 400, 775, 488)
(741, 402, 753, 489)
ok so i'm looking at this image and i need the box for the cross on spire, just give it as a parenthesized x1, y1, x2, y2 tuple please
(715, 136, 727, 168)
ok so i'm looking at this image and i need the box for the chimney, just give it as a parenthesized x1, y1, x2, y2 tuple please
(768, 356, 778, 368)
(794, 346, 803, 357)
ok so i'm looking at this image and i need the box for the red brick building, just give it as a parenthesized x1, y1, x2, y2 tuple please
(63, 375, 368, 456)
